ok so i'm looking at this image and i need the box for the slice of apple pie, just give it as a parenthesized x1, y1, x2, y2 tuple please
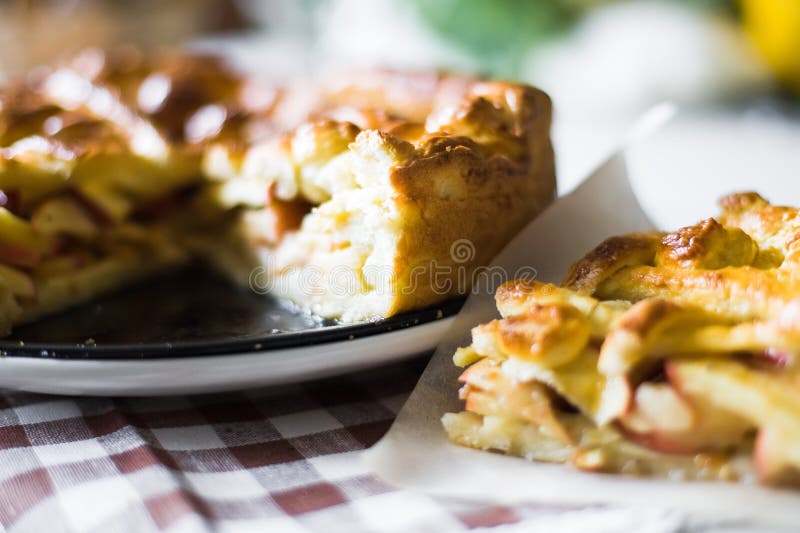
(205, 70, 556, 321)
(0, 50, 555, 334)
(444, 193, 800, 486)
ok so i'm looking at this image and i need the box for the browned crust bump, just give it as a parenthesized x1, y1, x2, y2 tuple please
(563, 233, 661, 294)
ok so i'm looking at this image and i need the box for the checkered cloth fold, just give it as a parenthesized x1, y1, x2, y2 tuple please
(0, 355, 608, 533)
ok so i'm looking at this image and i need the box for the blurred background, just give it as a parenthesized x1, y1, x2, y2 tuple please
(1, 0, 798, 190)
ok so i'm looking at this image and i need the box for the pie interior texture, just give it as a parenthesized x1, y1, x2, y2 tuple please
(0, 48, 555, 334)
(444, 193, 800, 486)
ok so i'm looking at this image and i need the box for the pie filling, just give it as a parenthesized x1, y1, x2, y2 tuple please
(204, 122, 409, 321)
(445, 194, 800, 486)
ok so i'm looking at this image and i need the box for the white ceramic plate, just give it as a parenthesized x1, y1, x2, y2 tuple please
(0, 269, 461, 396)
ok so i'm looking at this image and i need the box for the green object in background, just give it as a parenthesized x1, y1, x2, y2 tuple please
(412, 0, 580, 76)
(413, 0, 608, 77)
(412, 0, 738, 77)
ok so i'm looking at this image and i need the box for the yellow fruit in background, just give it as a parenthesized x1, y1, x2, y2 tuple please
(741, 0, 800, 93)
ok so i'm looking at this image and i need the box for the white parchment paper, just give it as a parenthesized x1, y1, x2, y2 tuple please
(364, 110, 800, 531)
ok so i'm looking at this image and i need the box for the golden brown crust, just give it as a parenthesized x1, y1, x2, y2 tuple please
(381, 82, 555, 316)
(471, 304, 591, 366)
(563, 195, 800, 320)
(64, 47, 256, 144)
(564, 233, 661, 294)
(657, 218, 758, 269)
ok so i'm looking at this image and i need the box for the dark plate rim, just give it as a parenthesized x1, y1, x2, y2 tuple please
(0, 298, 465, 360)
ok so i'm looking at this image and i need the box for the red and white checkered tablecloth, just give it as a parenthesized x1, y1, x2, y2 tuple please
(0, 355, 608, 533)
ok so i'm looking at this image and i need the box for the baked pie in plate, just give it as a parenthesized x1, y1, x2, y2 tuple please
(444, 193, 800, 486)
(0, 49, 555, 337)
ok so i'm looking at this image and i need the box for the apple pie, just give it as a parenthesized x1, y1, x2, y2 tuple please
(0, 49, 555, 334)
(444, 193, 800, 486)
